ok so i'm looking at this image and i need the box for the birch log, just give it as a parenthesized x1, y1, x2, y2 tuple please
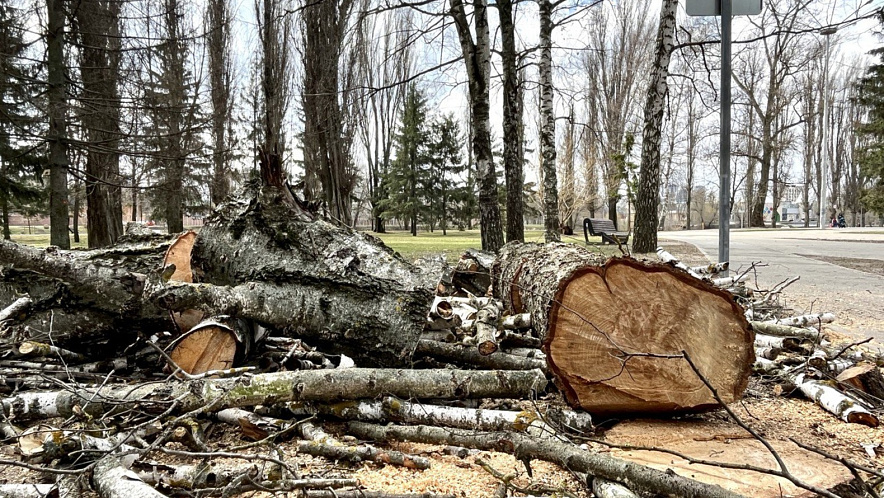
(750, 321, 822, 341)
(92, 454, 166, 498)
(492, 242, 753, 414)
(1, 368, 547, 421)
(793, 374, 878, 427)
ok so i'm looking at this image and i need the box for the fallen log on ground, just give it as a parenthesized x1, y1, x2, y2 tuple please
(1, 368, 547, 421)
(792, 373, 878, 427)
(493, 242, 754, 414)
(346, 422, 745, 498)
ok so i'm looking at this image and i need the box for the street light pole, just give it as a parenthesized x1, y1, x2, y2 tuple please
(819, 26, 837, 229)
(719, 0, 732, 269)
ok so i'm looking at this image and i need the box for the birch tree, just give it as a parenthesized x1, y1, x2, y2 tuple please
(632, 0, 677, 253)
(498, 0, 524, 242)
(538, 0, 559, 242)
(449, 0, 504, 251)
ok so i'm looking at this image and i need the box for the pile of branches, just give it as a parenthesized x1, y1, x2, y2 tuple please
(0, 183, 881, 498)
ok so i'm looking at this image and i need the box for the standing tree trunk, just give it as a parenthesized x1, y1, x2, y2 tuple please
(302, 0, 356, 226)
(450, 0, 504, 252)
(208, 0, 232, 207)
(539, 0, 559, 243)
(47, 0, 70, 249)
(498, 0, 524, 243)
(632, 0, 677, 253)
(75, 0, 124, 248)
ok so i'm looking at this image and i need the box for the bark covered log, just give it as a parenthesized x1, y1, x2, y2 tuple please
(178, 185, 434, 367)
(92, 454, 166, 498)
(1, 368, 547, 421)
(492, 242, 753, 414)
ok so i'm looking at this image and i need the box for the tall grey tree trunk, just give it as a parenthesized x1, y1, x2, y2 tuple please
(302, 0, 356, 226)
(498, 0, 524, 243)
(632, 0, 677, 253)
(450, 0, 504, 252)
(75, 0, 124, 248)
(208, 0, 232, 206)
(47, 0, 70, 249)
(258, 0, 290, 188)
(538, 0, 559, 243)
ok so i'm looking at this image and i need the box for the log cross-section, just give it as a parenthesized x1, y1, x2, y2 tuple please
(492, 242, 754, 414)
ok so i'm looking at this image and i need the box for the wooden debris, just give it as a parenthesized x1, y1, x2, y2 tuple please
(793, 373, 879, 427)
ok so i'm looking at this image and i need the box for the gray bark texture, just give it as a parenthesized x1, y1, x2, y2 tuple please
(632, 0, 677, 253)
(346, 422, 745, 498)
(0, 239, 174, 349)
(46, 0, 69, 249)
(449, 0, 504, 252)
(186, 185, 433, 366)
(1, 368, 547, 422)
(492, 242, 753, 414)
(539, 0, 560, 243)
(75, 0, 125, 248)
(498, 0, 524, 243)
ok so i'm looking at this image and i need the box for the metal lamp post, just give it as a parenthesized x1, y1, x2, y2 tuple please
(819, 26, 837, 228)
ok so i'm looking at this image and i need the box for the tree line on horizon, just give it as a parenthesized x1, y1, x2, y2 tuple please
(1, 0, 884, 254)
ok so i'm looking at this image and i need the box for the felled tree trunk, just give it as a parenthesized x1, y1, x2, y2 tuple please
(0, 239, 174, 351)
(174, 185, 434, 367)
(492, 242, 754, 414)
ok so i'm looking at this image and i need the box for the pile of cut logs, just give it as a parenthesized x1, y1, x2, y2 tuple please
(0, 180, 879, 498)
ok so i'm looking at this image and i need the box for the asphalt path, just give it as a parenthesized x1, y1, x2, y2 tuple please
(660, 227, 884, 340)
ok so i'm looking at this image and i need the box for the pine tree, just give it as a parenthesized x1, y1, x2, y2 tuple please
(0, 4, 44, 240)
(856, 44, 884, 215)
(380, 84, 430, 236)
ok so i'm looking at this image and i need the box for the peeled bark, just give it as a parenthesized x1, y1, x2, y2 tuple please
(492, 242, 753, 414)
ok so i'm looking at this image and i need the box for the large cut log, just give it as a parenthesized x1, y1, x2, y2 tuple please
(174, 185, 434, 367)
(492, 242, 754, 414)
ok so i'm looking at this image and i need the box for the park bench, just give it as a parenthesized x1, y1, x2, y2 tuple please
(583, 218, 629, 245)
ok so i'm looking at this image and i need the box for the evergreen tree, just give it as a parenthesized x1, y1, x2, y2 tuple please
(379, 84, 430, 236)
(142, 0, 209, 232)
(426, 114, 463, 235)
(857, 43, 884, 215)
(0, 4, 44, 240)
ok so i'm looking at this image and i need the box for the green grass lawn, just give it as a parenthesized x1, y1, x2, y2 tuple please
(6, 224, 617, 260)
(371, 228, 616, 261)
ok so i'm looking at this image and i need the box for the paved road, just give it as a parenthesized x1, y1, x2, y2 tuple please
(661, 227, 884, 340)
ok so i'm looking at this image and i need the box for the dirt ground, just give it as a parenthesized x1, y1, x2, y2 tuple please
(2, 240, 882, 497)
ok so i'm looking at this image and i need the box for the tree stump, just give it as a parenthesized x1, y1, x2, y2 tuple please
(492, 242, 754, 414)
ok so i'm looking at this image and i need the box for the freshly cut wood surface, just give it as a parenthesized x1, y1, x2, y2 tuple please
(168, 324, 237, 375)
(493, 242, 754, 414)
(163, 230, 197, 282)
